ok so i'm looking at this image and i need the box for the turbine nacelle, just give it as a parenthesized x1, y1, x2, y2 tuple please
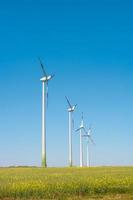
(68, 105, 76, 112)
(83, 133, 91, 137)
(40, 75, 54, 82)
(87, 127, 92, 136)
(87, 132, 91, 136)
(84, 129, 91, 136)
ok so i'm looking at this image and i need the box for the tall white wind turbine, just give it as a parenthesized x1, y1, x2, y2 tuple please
(75, 113, 86, 167)
(39, 58, 54, 168)
(65, 96, 77, 167)
(83, 126, 94, 167)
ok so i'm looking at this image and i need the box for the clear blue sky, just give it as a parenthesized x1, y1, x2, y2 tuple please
(0, 0, 133, 167)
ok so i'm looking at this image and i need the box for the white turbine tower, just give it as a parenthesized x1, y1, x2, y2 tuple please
(39, 58, 54, 168)
(65, 96, 77, 167)
(83, 126, 94, 167)
(75, 113, 86, 167)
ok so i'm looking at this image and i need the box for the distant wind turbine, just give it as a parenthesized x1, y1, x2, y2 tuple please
(83, 125, 95, 167)
(75, 113, 86, 167)
(65, 96, 77, 167)
(39, 58, 55, 168)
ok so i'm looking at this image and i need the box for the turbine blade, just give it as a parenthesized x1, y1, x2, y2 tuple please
(82, 112, 84, 120)
(38, 57, 47, 77)
(51, 74, 55, 79)
(74, 104, 77, 110)
(89, 136, 95, 145)
(65, 96, 72, 109)
(88, 124, 92, 132)
(75, 128, 81, 132)
(83, 127, 87, 134)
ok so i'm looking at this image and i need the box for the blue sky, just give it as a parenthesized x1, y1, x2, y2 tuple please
(0, 0, 133, 166)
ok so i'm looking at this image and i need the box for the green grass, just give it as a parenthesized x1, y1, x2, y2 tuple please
(0, 167, 133, 199)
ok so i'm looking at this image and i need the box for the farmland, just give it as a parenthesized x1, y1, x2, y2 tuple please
(0, 167, 133, 199)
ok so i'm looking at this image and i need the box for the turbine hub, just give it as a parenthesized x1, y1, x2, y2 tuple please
(40, 75, 52, 82)
(68, 108, 74, 112)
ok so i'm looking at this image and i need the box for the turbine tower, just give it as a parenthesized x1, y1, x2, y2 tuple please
(39, 58, 54, 168)
(75, 113, 86, 167)
(65, 96, 77, 167)
(83, 126, 94, 167)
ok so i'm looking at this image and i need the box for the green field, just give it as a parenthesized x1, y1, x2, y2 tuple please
(0, 167, 133, 200)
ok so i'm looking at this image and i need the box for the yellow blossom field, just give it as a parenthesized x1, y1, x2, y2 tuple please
(0, 167, 133, 199)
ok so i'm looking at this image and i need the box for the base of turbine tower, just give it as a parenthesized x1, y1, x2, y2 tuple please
(42, 157, 47, 168)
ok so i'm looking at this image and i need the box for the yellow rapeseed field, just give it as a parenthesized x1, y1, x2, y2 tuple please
(0, 167, 133, 199)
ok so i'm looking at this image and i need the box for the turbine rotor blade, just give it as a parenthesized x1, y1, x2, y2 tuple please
(74, 104, 77, 110)
(65, 96, 72, 109)
(75, 128, 81, 132)
(82, 112, 84, 120)
(89, 136, 95, 145)
(38, 57, 47, 77)
(51, 74, 55, 79)
(83, 127, 87, 134)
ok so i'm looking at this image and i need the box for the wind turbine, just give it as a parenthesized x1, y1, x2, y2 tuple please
(65, 96, 77, 167)
(83, 125, 94, 167)
(39, 58, 54, 168)
(75, 113, 86, 167)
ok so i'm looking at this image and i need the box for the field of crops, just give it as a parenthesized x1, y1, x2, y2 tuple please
(0, 167, 133, 200)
